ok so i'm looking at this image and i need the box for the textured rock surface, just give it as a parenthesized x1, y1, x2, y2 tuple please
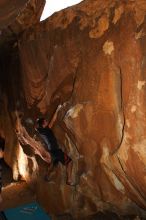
(1, 0, 146, 219)
(0, 0, 45, 46)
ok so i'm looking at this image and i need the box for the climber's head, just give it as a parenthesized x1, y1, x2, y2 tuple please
(35, 117, 48, 129)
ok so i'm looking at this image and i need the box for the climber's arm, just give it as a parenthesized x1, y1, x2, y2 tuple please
(48, 105, 62, 129)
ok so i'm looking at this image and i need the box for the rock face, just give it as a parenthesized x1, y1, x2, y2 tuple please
(1, 0, 146, 219)
(0, 0, 45, 46)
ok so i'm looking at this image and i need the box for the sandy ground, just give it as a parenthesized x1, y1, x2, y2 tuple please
(0, 161, 36, 211)
(0, 181, 36, 211)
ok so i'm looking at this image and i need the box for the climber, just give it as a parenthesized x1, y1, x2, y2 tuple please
(35, 105, 74, 186)
(0, 137, 5, 203)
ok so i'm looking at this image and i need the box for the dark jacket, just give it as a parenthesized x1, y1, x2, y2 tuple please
(37, 127, 59, 152)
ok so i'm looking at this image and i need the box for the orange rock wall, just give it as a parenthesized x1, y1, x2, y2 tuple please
(1, 0, 146, 219)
